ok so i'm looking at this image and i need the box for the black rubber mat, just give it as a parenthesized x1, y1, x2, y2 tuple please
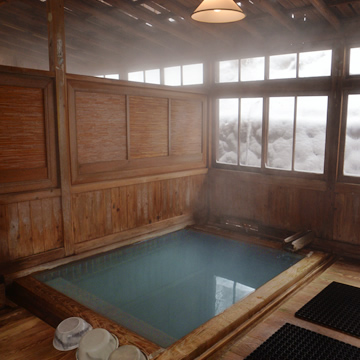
(244, 323, 360, 360)
(295, 281, 360, 338)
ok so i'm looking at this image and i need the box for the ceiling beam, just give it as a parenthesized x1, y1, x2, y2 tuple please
(328, 0, 360, 5)
(254, 0, 298, 33)
(111, 0, 206, 49)
(311, 0, 341, 30)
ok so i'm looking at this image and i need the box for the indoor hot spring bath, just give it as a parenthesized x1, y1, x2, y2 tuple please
(9, 227, 330, 360)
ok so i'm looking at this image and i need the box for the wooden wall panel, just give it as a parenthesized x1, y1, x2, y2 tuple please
(171, 99, 203, 155)
(68, 79, 207, 184)
(129, 96, 168, 159)
(0, 196, 63, 262)
(333, 192, 360, 244)
(0, 73, 57, 193)
(72, 174, 207, 245)
(75, 92, 127, 164)
(208, 169, 333, 241)
(0, 86, 46, 170)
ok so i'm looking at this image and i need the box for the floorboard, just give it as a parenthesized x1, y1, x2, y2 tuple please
(0, 306, 75, 360)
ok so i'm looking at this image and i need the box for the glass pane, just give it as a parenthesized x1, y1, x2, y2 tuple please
(0, 0, 49, 70)
(344, 94, 360, 176)
(164, 66, 181, 86)
(349, 48, 360, 75)
(299, 50, 332, 77)
(240, 98, 263, 167)
(105, 74, 120, 79)
(128, 71, 144, 82)
(241, 57, 265, 81)
(183, 63, 203, 85)
(267, 97, 295, 170)
(217, 99, 239, 165)
(145, 69, 160, 84)
(219, 60, 239, 83)
(269, 53, 297, 79)
(295, 96, 328, 173)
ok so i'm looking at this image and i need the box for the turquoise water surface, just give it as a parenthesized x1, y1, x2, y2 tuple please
(35, 229, 303, 347)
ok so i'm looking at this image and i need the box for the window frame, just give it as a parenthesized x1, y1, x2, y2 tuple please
(338, 89, 360, 184)
(213, 84, 332, 181)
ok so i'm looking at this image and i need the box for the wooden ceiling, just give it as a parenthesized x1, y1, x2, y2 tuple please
(1, 0, 360, 75)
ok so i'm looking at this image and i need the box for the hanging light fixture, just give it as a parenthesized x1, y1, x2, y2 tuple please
(191, 0, 246, 23)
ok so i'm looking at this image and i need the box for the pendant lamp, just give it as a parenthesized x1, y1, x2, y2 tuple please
(191, 0, 246, 23)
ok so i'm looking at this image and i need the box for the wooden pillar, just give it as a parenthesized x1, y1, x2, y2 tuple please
(47, 0, 74, 256)
(324, 40, 346, 241)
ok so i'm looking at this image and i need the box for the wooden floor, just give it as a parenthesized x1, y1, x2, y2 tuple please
(0, 306, 76, 360)
(1, 257, 360, 360)
(205, 257, 360, 359)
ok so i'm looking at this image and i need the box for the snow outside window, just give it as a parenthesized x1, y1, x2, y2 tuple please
(164, 66, 181, 86)
(241, 57, 265, 81)
(218, 59, 239, 83)
(299, 50, 332, 77)
(349, 48, 360, 75)
(128, 71, 144, 82)
(217, 98, 239, 165)
(240, 98, 263, 167)
(267, 97, 295, 170)
(145, 69, 160, 84)
(183, 63, 203, 85)
(269, 53, 297, 79)
(267, 96, 328, 173)
(218, 96, 328, 174)
(344, 94, 360, 176)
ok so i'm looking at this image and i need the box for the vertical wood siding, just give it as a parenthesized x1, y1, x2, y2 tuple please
(209, 169, 360, 247)
(72, 174, 206, 244)
(0, 197, 63, 261)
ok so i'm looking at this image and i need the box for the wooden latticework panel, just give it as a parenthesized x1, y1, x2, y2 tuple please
(129, 96, 169, 159)
(76, 92, 127, 164)
(171, 99, 203, 155)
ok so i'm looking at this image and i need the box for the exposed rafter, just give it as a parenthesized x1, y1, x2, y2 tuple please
(312, 0, 342, 30)
(254, 0, 298, 33)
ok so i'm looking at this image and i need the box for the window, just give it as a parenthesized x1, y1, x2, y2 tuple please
(219, 60, 239, 83)
(217, 99, 238, 165)
(145, 69, 160, 84)
(241, 57, 265, 81)
(294, 96, 328, 173)
(129, 63, 204, 86)
(183, 63, 203, 85)
(218, 57, 264, 83)
(218, 50, 331, 84)
(349, 47, 360, 75)
(164, 66, 181, 86)
(269, 53, 297, 79)
(267, 97, 295, 169)
(105, 74, 120, 79)
(299, 50, 332, 77)
(240, 98, 263, 167)
(128, 71, 144, 82)
(343, 94, 360, 176)
(217, 96, 328, 175)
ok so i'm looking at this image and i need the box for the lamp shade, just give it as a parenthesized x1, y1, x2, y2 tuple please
(191, 0, 246, 23)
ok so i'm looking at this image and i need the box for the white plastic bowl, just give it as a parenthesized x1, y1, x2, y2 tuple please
(77, 328, 118, 360)
(108, 345, 147, 360)
(53, 317, 92, 351)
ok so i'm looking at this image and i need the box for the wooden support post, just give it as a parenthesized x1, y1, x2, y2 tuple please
(47, 0, 74, 256)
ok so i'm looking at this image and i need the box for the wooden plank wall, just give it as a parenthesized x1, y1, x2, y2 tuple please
(208, 169, 360, 250)
(71, 175, 207, 253)
(0, 69, 208, 276)
(0, 192, 64, 262)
